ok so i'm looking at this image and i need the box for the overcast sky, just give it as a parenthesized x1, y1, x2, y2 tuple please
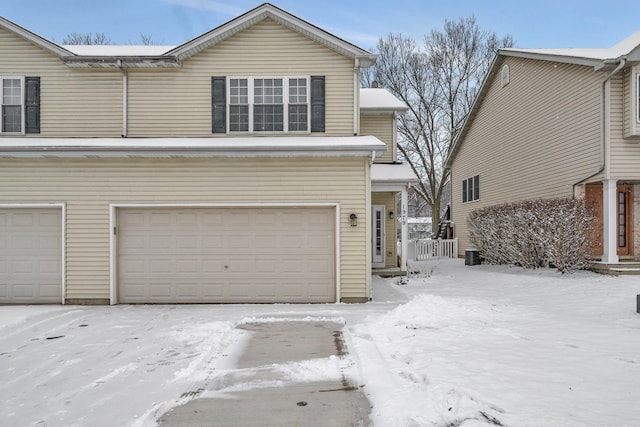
(3, 0, 639, 50)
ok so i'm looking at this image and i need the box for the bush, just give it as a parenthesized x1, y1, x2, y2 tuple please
(467, 198, 595, 273)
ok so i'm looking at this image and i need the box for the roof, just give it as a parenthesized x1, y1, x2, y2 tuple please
(360, 88, 409, 112)
(166, 3, 377, 66)
(445, 30, 640, 169)
(371, 163, 419, 183)
(62, 45, 176, 56)
(0, 3, 376, 69)
(0, 136, 387, 159)
(500, 30, 640, 66)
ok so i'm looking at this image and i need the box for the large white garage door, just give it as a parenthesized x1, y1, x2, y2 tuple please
(117, 207, 336, 303)
(0, 208, 62, 304)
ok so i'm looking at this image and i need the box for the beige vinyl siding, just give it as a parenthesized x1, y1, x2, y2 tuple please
(609, 72, 640, 178)
(127, 18, 355, 137)
(0, 27, 122, 137)
(0, 156, 368, 301)
(371, 192, 397, 268)
(361, 114, 394, 162)
(450, 56, 603, 255)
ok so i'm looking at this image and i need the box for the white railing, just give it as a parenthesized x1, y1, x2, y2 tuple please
(408, 239, 458, 261)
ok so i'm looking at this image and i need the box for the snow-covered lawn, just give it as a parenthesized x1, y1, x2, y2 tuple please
(2, 259, 640, 426)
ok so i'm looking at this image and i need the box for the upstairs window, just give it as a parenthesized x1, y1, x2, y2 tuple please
(0, 76, 40, 134)
(212, 76, 324, 134)
(2, 77, 23, 133)
(462, 175, 480, 203)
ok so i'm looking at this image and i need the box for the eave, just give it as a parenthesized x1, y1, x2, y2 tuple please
(165, 3, 376, 66)
(0, 136, 387, 159)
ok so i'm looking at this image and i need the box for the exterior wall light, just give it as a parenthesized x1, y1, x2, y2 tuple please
(350, 213, 358, 227)
(389, 211, 394, 220)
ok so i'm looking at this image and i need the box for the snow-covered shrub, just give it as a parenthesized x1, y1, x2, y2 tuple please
(467, 198, 594, 273)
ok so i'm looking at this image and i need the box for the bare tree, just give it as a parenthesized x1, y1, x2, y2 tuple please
(365, 16, 513, 232)
(62, 32, 112, 45)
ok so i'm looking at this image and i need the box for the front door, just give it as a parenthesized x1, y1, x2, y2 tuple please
(584, 183, 633, 258)
(372, 205, 385, 267)
(617, 185, 633, 256)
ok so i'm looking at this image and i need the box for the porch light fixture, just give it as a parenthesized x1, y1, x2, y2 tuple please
(350, 213, 358, 227)
(389, 211, 394, 220)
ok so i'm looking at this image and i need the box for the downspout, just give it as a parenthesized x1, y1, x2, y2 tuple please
(118, 60, 128, 138)
(572, 57, 626, 194)
(354, 58, 360, 135)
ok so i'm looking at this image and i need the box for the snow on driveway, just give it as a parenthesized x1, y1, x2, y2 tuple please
(2, 259, 640, 426)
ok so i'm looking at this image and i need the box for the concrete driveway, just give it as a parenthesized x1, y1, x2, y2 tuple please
(0, 306, 373, 427)
(158, 321, 370, 426)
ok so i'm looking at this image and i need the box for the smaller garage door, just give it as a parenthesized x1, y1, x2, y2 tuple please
(117, 207, 336, 303)
(0, 208, 62, 304)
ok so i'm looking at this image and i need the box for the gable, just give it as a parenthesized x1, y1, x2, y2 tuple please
(184, 18, 352, 70)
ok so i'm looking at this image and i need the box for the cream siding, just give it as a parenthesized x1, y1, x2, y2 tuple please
(361, 114, 395, 162)
(0, 27, 122, 137)
(126, 19, 355, 137)
(450, 56, 603, 255)
(609, 72, 640, 178)
(0, 157, 368, 301)
(371, 192, 397, 268)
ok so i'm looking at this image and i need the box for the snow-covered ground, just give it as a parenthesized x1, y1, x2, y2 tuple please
(2, 259, 640, 426)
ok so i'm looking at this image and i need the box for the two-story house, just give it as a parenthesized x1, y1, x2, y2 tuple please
(0, 3, 415, 304)
(446, 31, 640, 271)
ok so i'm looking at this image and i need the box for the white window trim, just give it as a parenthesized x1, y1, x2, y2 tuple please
(226, 76, 311, 134)
(0, 76, 25, 134)
(636, 73, 640, 123)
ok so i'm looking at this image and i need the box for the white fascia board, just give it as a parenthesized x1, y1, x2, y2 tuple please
(0, 17, 73, 58)
(166, 4, 375, 64)
(499, 49, 601, 67)
(0, 137, 387, 158)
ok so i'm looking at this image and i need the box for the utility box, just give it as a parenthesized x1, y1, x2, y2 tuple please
(637, 295, 640, 314)
(465, 249, 481, 266)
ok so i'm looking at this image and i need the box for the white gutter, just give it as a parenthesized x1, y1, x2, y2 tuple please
(118, 60, 128, 138)
(573, 57, 626, 192)
(354, 58, 360, 135)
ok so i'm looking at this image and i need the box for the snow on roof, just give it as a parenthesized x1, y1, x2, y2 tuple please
(408, 217, 432, 224)
(62, 45, 176, 56)
(371, 163, 419, 183)
(0, 136, 387, 158)
(360, 88, 408, 111)
(501, 30, 640, 62)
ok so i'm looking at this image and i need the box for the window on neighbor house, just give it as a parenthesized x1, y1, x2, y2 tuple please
(212, 76, 324, 134)
(462, 175, 480, 203)
(0, 76, 40, 134)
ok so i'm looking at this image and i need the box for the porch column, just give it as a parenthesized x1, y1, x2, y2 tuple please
(400, 187, 409, 271)
(602, 179, 619, 264)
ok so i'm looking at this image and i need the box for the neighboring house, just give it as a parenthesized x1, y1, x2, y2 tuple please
(0, 3, 415, 305)
(446, 31, 640, 267)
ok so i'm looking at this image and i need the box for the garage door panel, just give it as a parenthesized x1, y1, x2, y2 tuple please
(118, 207, 335, 303)
(0, 208, 62, 304)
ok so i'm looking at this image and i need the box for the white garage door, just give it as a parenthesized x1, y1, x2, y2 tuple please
(117, 207, 335, 303)
(0, 208, 62, 304)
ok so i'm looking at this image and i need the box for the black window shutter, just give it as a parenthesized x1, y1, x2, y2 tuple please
(211, 77, 226, 133)
(462, 179, 467, 203)
(310, 75, 325, 132)
(473, 175, 480, 200)
(25, 77, 40, 134)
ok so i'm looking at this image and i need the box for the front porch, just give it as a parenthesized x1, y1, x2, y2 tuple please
(589, 260, 640, 275)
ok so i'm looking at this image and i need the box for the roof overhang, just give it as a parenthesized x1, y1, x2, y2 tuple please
(0, 136, 387, 159)
(165, 3, 376, 66)
(62, 56, 181, 68)
(0, 16, 74, 58)
(371, 163, 419, 191)
(499, 49, 603, 67)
